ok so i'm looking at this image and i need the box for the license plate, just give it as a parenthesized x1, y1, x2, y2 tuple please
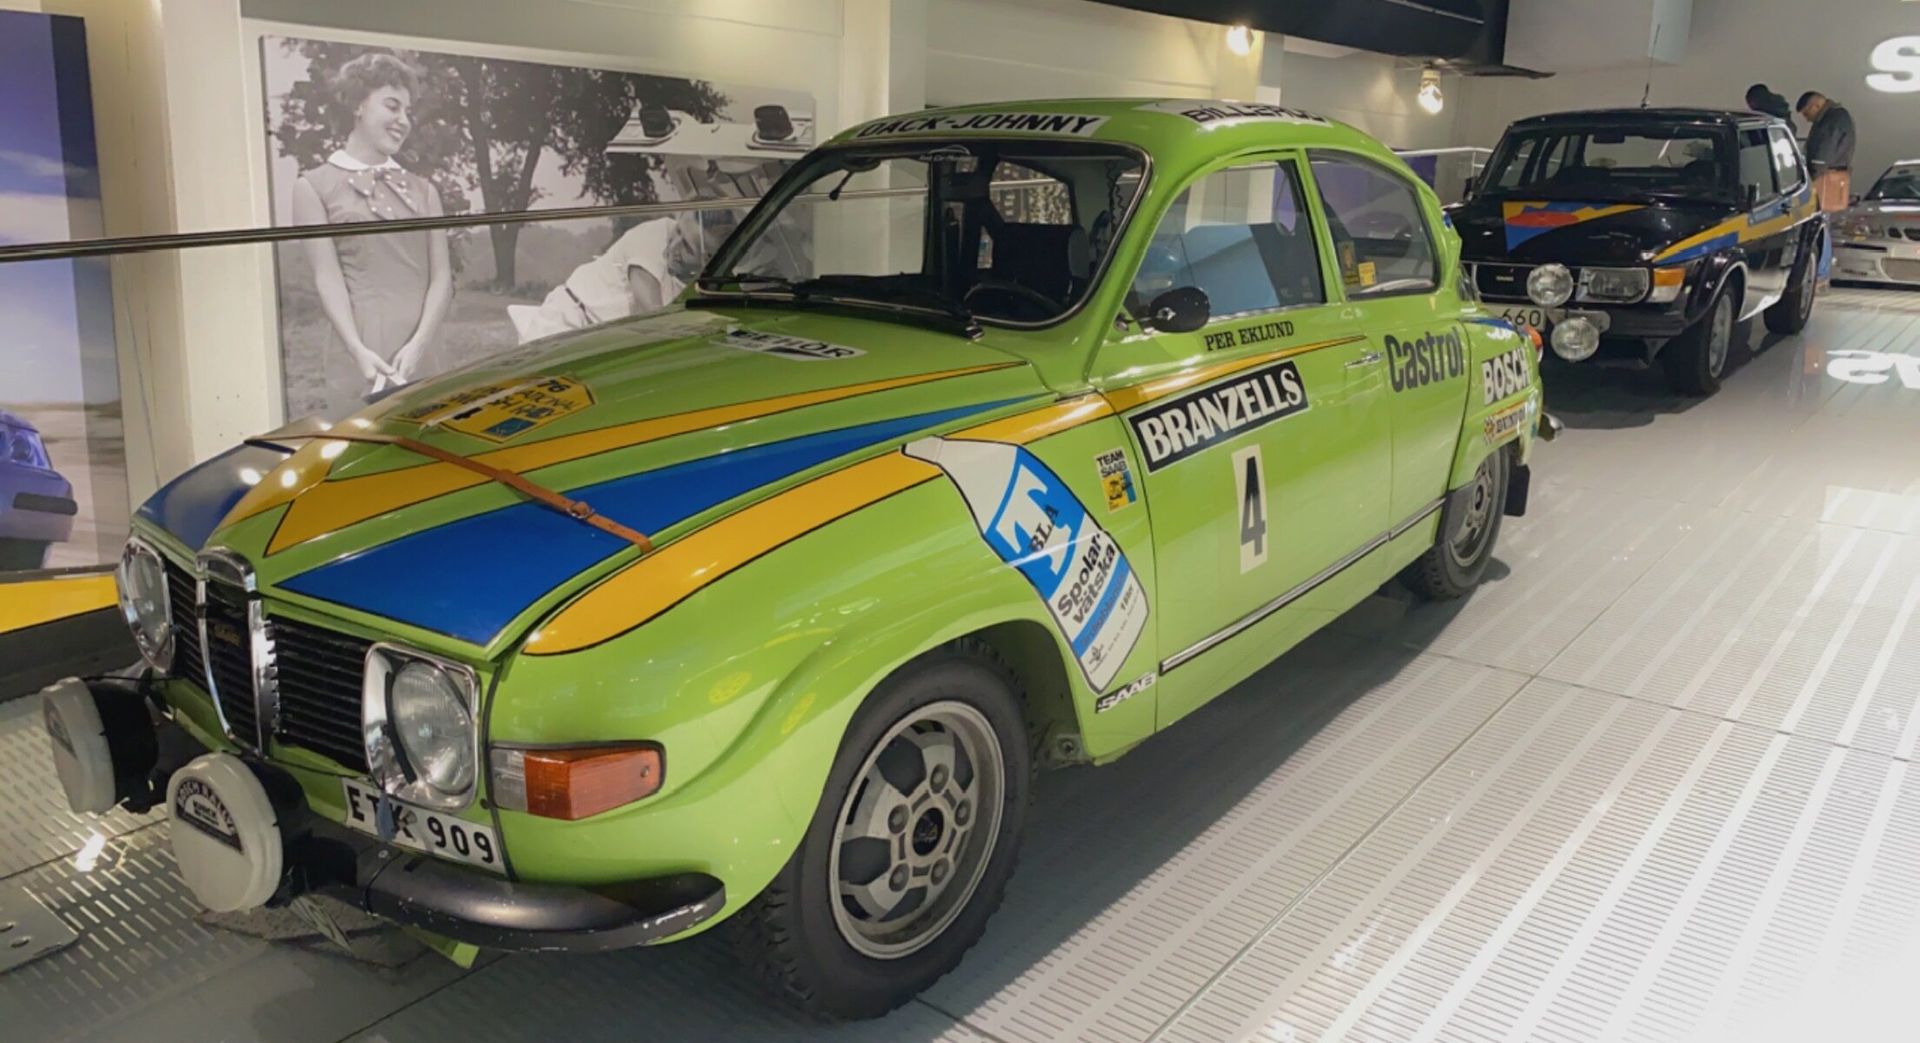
(1498, 306, 1556, 331)
(340, 779, 503, 874)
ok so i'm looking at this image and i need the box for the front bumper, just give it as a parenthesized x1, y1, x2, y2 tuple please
(1832, 241, 1920, 285)
(0, 478, 78, 543)
(40, 674, 726, 953)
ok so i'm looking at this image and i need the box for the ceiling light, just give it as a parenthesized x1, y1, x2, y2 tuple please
(1225, 25, 1253, 57)
(1417, 68, 1445, 114)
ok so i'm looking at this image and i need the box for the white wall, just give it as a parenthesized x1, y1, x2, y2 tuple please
(1460, 0, 1920, 184)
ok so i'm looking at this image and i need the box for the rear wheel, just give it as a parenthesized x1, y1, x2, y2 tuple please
(1663, 288, 1734, 395)
(1402, 448, 1509, 601)
(1765, 229, 1820, 335)
(732, 640, 1031, 1021)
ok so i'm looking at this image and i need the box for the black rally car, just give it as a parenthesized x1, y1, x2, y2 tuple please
(1453, 108, 1824, 394)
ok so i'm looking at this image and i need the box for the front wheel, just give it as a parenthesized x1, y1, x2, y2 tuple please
(1401, 448, 1509, 600)
(1663, 288, 1734, 395)
(731, 640, 1031, 1020)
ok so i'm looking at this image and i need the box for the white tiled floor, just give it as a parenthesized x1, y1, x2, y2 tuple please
(4, 286, 1920, 1042)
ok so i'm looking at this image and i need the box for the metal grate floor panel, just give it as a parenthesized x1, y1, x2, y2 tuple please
(5, 290, 1920, 1041)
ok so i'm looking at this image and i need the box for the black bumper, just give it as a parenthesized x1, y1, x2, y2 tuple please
(304, 820, 727, 953)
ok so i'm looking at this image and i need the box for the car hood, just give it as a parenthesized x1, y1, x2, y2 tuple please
(1847, 199, 1920, 221)
(1453, 197, 1742, 267)
(138, 306, 1049, 651)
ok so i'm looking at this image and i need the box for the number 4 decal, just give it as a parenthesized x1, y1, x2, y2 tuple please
(1233, 445, 1268, 573)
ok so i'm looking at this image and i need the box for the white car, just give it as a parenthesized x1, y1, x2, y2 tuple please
(1832, 160, 1920, 285)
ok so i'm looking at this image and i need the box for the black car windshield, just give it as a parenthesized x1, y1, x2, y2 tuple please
(1480, 125, 1730, 202)
(698, 139, 1145, 328)
(1867, 166, 1920, 201)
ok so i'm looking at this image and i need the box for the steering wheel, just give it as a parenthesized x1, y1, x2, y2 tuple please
(965, 277, 1060, 316)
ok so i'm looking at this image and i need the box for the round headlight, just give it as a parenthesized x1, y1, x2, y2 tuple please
(1527, 263, 1574, 307)
(116, 539, 172, 672)
(1551, 316, 1602, 361)
(390, 661, 475, 795)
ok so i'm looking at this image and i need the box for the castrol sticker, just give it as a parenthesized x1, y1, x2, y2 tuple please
(904, 436, 1148, 691)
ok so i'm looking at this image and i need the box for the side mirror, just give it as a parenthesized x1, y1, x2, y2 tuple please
(1142, 287, 1211, 334)
(1462, 175, 1479, 199)
(1850, 195, 1862, 206)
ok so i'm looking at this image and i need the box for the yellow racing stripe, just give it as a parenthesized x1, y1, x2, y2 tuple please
(241, 362, 1022, 555)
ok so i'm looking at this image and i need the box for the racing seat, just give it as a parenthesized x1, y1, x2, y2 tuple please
(989, 222, 1091, 303)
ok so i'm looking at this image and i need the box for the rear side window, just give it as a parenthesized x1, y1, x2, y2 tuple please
(1309, 153, 1437, 297)
(1739, 127, 1777, 200)
(1767, 128, 1805, 193)
(1130, 161, 1325, 320)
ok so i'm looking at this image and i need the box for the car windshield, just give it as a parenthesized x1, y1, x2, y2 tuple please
(1480, 125, 1730, 202)
(1867, 166, 1920, 201)
(697, 139, 1146, 329)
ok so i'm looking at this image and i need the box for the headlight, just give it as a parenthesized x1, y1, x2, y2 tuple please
(365, 647, 478, 808)
(1579, 267, 1649, 303)
(5, 424, 52, 468)
(116, 538, 172, 672)
(1527, 263, 1574, 307)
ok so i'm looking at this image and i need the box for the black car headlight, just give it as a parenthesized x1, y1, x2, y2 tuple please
(364, 645, 479, 809)
(116, 537, 172, 672)
(1578, 267, 1650, 304)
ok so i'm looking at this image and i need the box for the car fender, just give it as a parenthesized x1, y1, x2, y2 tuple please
(1450, 316, 1541, 487)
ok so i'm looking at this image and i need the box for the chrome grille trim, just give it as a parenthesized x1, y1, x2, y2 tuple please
(195, 549, 274, 753)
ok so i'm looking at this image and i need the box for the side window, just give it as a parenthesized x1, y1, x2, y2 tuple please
(1738, 128, 1777, 201)
(1130, 161, 1325, 320)
(1309, 152, 1437, 297)
(1768, 128, 1805, 193)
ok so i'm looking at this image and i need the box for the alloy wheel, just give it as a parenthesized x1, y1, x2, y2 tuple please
(1447, 454, 1500, 570)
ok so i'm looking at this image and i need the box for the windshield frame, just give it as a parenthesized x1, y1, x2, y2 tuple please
(1476, 120, 1737, 204)
(695, 136, 1154, 332)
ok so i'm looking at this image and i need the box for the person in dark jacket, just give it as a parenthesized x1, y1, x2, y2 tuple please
(1746, 83, 1791, 122)
(1798, 91, 1857, 211)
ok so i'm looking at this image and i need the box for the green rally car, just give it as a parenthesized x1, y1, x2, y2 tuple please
(40, 98, 1545, 1018)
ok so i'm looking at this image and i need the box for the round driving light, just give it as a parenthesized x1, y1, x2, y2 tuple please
(1551, 316, 1601, 362)
(116, 539, 172, 672)
(1527, 263, 1574, 307)
(390, 661, 475, 795)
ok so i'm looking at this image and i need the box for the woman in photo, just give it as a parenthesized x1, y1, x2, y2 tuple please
(291, 51, 451, 402)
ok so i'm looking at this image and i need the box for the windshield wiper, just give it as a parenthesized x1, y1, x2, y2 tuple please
(796, 278, 982, 339)
(694, 273, 796, 293)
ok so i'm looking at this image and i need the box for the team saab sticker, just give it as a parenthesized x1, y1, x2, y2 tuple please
(1481, 347, 1531, 405)
(852, 112, 1107, 139)
(718, 328, 864, 361)
(1484, 401, 1529, 445)
(399, 376, 594, 443)
(1136, 100, 1328, 127)
(1095, 447, 1137, 512)
(904, 435, 1148, 691)
(1202, 318, 1294, 353)
(1386, 330, 1466, 393)
(172, 778, 244, 852)
(1127, 359, 1309, 473)
(1095, 671, 1157, 714)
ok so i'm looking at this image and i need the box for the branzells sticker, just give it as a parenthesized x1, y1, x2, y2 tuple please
(1137, 99, 1328, 127)
(1127, 359, 1310, 473)
(852, 112, 1108, 138)
(718, 329, 865, 361)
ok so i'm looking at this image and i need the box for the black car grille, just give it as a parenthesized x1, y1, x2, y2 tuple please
(268, 617, 373, 772)
(1474, 262, 1580, 302)
(160, 553, 373, 772)
(201, 576, 258, 747)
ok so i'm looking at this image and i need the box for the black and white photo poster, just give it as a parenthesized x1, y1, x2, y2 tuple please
(259, 34, 814, 419)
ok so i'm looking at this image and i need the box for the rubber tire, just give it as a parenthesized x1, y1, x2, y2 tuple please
(0, 538, 51, 571)
(1401, 448, 1509, 601)
(1764, 229, 1820, 335)
(1662, 288, 1734, 396)
(730, 638, 1032, 1021)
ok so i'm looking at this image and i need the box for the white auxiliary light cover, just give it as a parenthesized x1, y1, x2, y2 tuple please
(41, 678, 116, 814)
(1552, 317, 1602, 361)
(167, 754, 284, 912)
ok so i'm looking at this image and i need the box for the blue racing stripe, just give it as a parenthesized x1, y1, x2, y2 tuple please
(277, 399, 1025, 645)
(136, 443, 291, 550)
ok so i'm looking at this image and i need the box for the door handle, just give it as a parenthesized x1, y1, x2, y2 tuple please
(1346, 352, 1383, 368)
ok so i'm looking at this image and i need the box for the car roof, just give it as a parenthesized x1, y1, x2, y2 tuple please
(826, 97, 1401, 182)
(1508, 107, 1777, 129)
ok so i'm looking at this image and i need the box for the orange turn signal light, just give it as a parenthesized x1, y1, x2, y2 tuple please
(491, 744, 663, 821)
(1652, 266, 1687, 289)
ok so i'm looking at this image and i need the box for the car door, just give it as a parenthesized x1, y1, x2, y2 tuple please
(1767, 125, 1815, 277)
(1089, 153, 1391, 728)
(1306, 150, 1465, 530)
(1736, 123, 1791, 311)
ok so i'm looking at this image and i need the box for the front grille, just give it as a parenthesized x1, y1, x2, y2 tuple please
(202, 574, 259, 748)
(1902, 228, 1920, 242)
(269, 617, 372, 772)
(164, 557, 204, 686)
(1474, 262, 1579, 302)
(1884, 258, 1920, 282)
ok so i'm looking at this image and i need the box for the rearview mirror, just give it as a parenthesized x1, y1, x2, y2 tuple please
(1142, 287, 1210, 334)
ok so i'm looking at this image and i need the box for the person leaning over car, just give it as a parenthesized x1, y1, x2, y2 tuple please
(1746, 83, 1791, 122)
(1798, 90, 1856, 211)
